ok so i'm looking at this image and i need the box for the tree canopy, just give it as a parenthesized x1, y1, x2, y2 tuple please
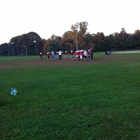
(0, 22, 140, 56)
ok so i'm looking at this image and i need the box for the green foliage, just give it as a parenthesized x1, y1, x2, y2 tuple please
(0, 54, 140, 139)
(0, 43, 10, 56)
(2, 32, 43, 56)
(1, 23, 140, 56)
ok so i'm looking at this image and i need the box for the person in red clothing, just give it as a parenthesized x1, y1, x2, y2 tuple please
(70, 50, 73, 60)
(46, 52, 50, 60)
(49, 52, 52, 58)
(40, 52, 43, 60)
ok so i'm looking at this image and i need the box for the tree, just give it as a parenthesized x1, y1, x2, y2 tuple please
(43, 35, 61, 53)
(71, 21, 88, 50)
(83, 33, 93, 50)
(79, 21, 88, 35)
(0, 43, 9, 56)
(134, 30, 140, 49)
(87, 32, 105, 51)
(9, 32, 42, 56)
(59, 31, 75, 52)
(71, 23, 79, 50)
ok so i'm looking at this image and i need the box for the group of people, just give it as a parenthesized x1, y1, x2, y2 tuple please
(46, 51, 63, 60)
(39, 48, 94, 61)
(70, 48, 93, 61)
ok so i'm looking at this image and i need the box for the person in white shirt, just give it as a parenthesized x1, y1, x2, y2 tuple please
(58, 51, 62, 59)
(83, 50, 87, 61)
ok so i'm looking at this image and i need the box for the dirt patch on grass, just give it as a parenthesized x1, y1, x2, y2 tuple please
(0, 55, 139, 69)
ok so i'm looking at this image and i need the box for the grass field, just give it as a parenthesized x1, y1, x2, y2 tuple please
(0, 53, 140, 140)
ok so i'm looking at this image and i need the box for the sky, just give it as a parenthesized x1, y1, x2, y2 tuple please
(0, 0, 140, 44)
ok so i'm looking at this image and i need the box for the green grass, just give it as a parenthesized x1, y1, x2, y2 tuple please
(0, 54, 140, 140)
(0, 56, 38, 62)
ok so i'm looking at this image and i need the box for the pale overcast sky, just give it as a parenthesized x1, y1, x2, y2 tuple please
(0, 0, 140, 44)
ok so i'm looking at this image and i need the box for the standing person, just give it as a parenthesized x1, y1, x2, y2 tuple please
(51, 51, 55, 60)
(80, 50, 83, 60)
(49, 52, 52, 58)
(75, 50, 79, 60)
(90, 48, 93, 61)
(108, 49, 111, 55)
(83, 50, 87, 61)
(65, 51, 67, 58)
(40, 52, 43, 60)
(58, 51, 62, 60)
(77, 50, 80, 60)
(88, 49, 91, 60)
(70, 50, 73, 60)
(46, 52, 50, 60)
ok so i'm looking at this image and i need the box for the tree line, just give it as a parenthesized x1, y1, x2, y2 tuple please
(0, 21, 140, 56)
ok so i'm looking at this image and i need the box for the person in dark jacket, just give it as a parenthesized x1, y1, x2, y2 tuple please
(90, 48, 93, 61)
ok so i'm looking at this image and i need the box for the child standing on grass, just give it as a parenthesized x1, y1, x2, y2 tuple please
(90, 48, 93, 61)
(51, 51, 55, 60)
(40, 52, 43, 60)
(75, 50, 79, 60)
(88, 49, 91, 60)
(70, 50, 73, 60)
(83, 50, 87, 61)
(65, 51, 67, 58)
(46, 52, 50, 60)
(58, 51, 62, 60)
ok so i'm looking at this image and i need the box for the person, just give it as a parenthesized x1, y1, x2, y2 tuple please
(51, 51, 55, 60)
(58, 51, 62, 60)
(83, 50, 87, 61)
(79, 50, 83, 60)
(80, 50, 83, 60)
(108, 49, 112, 54)
(88, 49, 91, 60)
(40, 52, 43, 60)
(70, 50, 73, 60)
(105, 50, 111, 55)
(90, 48, 93, 61)
(65, 51, 67, 58)
(105, 51, 110, 55)
(49, 52, 52, 58)
(46, 52, 50, 60)
(75, 50, 79, 60)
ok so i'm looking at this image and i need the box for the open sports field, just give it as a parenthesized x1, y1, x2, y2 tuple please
(0, 53, 140, 140)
